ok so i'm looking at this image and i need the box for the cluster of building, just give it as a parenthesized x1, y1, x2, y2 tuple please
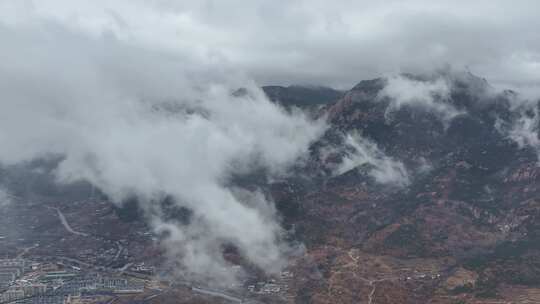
(247, 270, 294, 296)
(0, 259, 145, 304)
(0, 259, 35, 290)
(130, 262, 154, 275)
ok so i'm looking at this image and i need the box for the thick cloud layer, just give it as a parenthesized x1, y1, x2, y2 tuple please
(0, 21, 325, 285)
(1, 0, 539, 92)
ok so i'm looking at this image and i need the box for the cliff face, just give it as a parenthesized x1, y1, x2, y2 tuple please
(272, 72, 540, 303)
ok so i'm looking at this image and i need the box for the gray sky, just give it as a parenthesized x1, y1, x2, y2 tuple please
(1, 0, 540, 92)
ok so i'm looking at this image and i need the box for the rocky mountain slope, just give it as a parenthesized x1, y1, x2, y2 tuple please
(269, 71, 540, 303)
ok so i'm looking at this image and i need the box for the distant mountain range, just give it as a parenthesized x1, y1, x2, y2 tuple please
(262, 85, 344, 108)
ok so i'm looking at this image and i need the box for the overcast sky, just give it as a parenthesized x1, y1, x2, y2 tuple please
(1, 0, 539, 92)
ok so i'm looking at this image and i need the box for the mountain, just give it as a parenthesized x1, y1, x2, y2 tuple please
(3, 71, 540, 304)
(262, 85, 344, 108)
(269, 71, 540, 303)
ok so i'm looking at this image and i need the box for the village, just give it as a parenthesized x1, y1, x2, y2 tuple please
(0, 258, 146, 303)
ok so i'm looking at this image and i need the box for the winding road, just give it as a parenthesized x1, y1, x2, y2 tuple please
(51, 207, 89, 237)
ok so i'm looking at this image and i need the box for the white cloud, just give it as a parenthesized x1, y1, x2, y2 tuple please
(508, 108, 540, 151)
(379, 75, 462, 126)
(334, 133, 410, 187)
(0, 21, 325, 285)
(497, 103, 540, 162)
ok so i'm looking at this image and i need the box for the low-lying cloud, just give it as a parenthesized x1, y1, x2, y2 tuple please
(0, 21, 325, 285)
(507, 107, 540, 152)
(496, 100, 540, 162)
(334, 133, 410, 187)
(379, 74, 462, 126)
